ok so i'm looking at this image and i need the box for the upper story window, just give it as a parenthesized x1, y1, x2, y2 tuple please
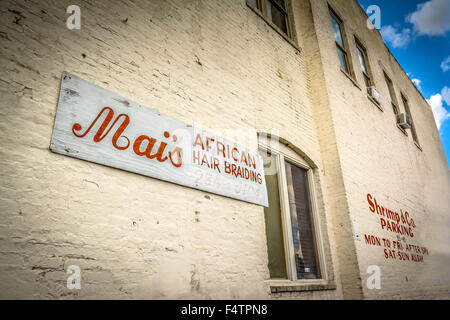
(330, 9, 350, 74)
(355, 40, 372, 89)
(401, 94, 420, 146)
(259, 141, 325, 282)
(248, 0, 292, 37)
(384, 72, 399, 116)
(384, 72, 409, 135)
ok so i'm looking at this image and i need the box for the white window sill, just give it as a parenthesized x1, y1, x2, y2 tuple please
(367, 94, 383, 112)
(340, 67, 361, 90)
(414, 141, 422, 151)
(397, 123, 408, 136)
(266, 279, 337, 293)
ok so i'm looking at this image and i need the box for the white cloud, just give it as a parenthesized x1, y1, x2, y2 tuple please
(442, 86, 450, 105)
(407, 73, 422, 91)
(411, 78, 422, 89)
(380, 25, 412, 48)
(441, 56, 450, 72)
(427, 88, 450, 130)
(381, 1, 450, 49)
(406, 0, 450, 36)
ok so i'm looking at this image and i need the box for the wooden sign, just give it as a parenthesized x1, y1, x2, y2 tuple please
(50, 72, 268, 207)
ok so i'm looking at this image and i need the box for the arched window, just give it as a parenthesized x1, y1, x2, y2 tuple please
(259, 136, 326, 282)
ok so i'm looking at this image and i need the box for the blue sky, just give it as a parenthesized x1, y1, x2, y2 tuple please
(358, 0, 450, 166)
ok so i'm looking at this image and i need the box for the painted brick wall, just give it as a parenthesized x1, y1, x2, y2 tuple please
(0, 0, 340, 299)
(309, 0, 450, 299)
(2, 0, 447, 300)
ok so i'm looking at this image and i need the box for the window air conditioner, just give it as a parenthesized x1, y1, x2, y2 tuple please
(368, 86, 380, 104)
(397, 113, 412, 130)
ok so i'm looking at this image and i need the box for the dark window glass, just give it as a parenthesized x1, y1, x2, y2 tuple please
(266, 0, 288, 34)
(402, 96, 419, 144)
(248, 0, 259, 9)
(285, 162, 320, 280)
(330, 12, 350, 73)
(356, 44, 372, 88)
(330, 16, 343, 47)
(337, 47, 348, 72)
(272, 0, 286, 9)
(385, 74, 400, 116)
(392, 103, 399, 116)
(357, 47, 367, 74)
(385, 76, 394, 101)
(363, 74, 371, 88)
(261, 151, 288, 279)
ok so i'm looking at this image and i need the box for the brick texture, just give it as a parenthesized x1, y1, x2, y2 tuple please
(0, 0, 448, 300)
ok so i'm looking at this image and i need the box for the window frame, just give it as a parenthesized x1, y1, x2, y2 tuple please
(354, 38, 372, 89)
(384, 72, 398, 112)
(384, 71, 408, 135)
(246, 0, 298, 47)
(259, 139, 329, 286)
(401, 93, 421, 148)
(329, 8, 352, 77)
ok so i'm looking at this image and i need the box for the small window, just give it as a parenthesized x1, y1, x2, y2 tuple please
(355, 41, 372, 89)
(330, 10, 350, 74)
(260, 143, 323, 281)
(248, 0, 292, 37)
(266, 0, 288, 34)
(384, 72, 399, 115)
(285, 162, 320, 279)
(402, 94, 420, 145)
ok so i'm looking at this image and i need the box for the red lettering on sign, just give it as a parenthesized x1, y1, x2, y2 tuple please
(73, 107, 182, 168)
(232, 147, 239, 162)
(193, 134, 204, 150)
(72, 106, 130, 150)
(217, 141, 226, 158)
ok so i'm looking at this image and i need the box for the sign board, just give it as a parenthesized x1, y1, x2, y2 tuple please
(50, 72, 268, 207)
